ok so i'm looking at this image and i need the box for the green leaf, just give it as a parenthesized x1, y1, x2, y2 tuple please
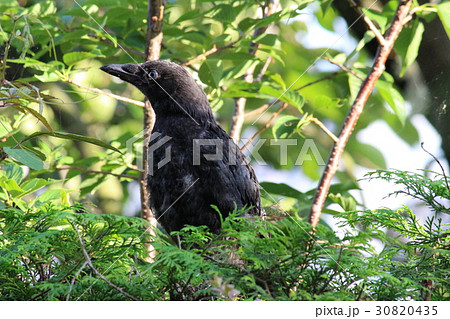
(349, 31, 375, 60)
(348, 72, 364, 103)
(437, 2, 450, 40)
(0, 176, 24, 197)
(174, 9, 201, 23)
(63, 52, 102, 66)
(253, 34, 280, 47)
(205, 4, 246, 23)
(259, 182, 304, 199)
(259, 86, 304, 111)
(395, 20, 425, 77)
(305, 181, 360, 197)
(21, 178, 52, 192)
(3, 147, 44, 170)
(35, 189, 67, 205)
(0, 116, 13, 138)
(283, 90, 305, 112)
(8, 58, 64, 72)
(376, 79, 406, 125)
(198, 59, 223, 88)
(11, 102, 54, 133)
(272, 115, 301, 139)
(314, 95, 346, 108)
(20, 132, 122, 154)
(365, 10, 388, 34)
(328, 193, 357, 212)
(238, 10, 289, 33)
(269, 73, 286, 90)
(80, 174, 108, 197)
(0, 163, 23, 183)
(347, 142, 386, 169)
(224, 59, 260, 80)
(18, 178, 53, 198)
(222, 81, 266, 99)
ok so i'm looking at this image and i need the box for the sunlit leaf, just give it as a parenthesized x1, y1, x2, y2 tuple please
(347, 141, 386, 169)
(3, 147, 44, 170)
(437, 2, 450, 40)
(259, 182, 304, 199)
(199, 59, 223, 88)
(272, 115, 301, 140)
(395, 19, 425, 77)
(174, 9, 201, 23)
(377, 79, 406, 126)
(11, 103, 54, 133)
(328, 193, 357, 212)
(0, 176, 24, 197)
(259, 86, 304, 111)
(63, 51, 103, 66)
(0, 163, 23, 183)
(20, 132, 122, 154)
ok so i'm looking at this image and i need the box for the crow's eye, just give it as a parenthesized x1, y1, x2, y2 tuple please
(148, 70, 159, 79)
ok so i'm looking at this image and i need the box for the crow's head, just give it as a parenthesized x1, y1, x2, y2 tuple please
(100, 60, 211, 120)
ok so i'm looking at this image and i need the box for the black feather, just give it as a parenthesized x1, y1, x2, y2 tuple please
(100, 60, 263, 235)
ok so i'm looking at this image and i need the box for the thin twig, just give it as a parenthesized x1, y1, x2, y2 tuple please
(244, 104, 270, 118)
(229, 0, 280, 142)
(65, 77, 145, 107)
(256, 55, 273, 82)
(241, 102, 288, 151)
(421, 142, 450, 191)
(348, 0, 386, 46)
(307, 115, 339, 143)
(55, 166, 139, 180)
(294, 71, 341, 92)
(323, 57, 365, 81)
(183, 42, 236, 66)
(71, 221, 140, 301)
(66, 260, 88, 301)
(309, 0, 414, 227)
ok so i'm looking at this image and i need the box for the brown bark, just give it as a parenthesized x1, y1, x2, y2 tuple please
(141, 0, 165, 261)
(309, 0, 413, 227)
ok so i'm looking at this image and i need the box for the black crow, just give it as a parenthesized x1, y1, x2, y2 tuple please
(100, 60, 263, 235)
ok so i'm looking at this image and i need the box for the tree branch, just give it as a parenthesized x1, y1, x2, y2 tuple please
(309, 0, 413, 227)
(307, 115, 339, 143)
(294, 71, 341, 92)
(348, 0, 386, 46)
(141, 0, 165, 262)
(421, 142, 450, 191)
(183, 42, 236, 67)
(244, 103, 270, 119)
(229, 0, 280, 142)
(64, 77, 145, 107)
(256, 55, 273, 82)
(71, 221, 139, 301)
(66, 260, 88, 301)
(55, 165, 139, 180)
(323, 57, 365, 81)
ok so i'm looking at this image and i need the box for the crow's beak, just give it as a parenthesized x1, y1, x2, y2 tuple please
(100, 64, 141, 84)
